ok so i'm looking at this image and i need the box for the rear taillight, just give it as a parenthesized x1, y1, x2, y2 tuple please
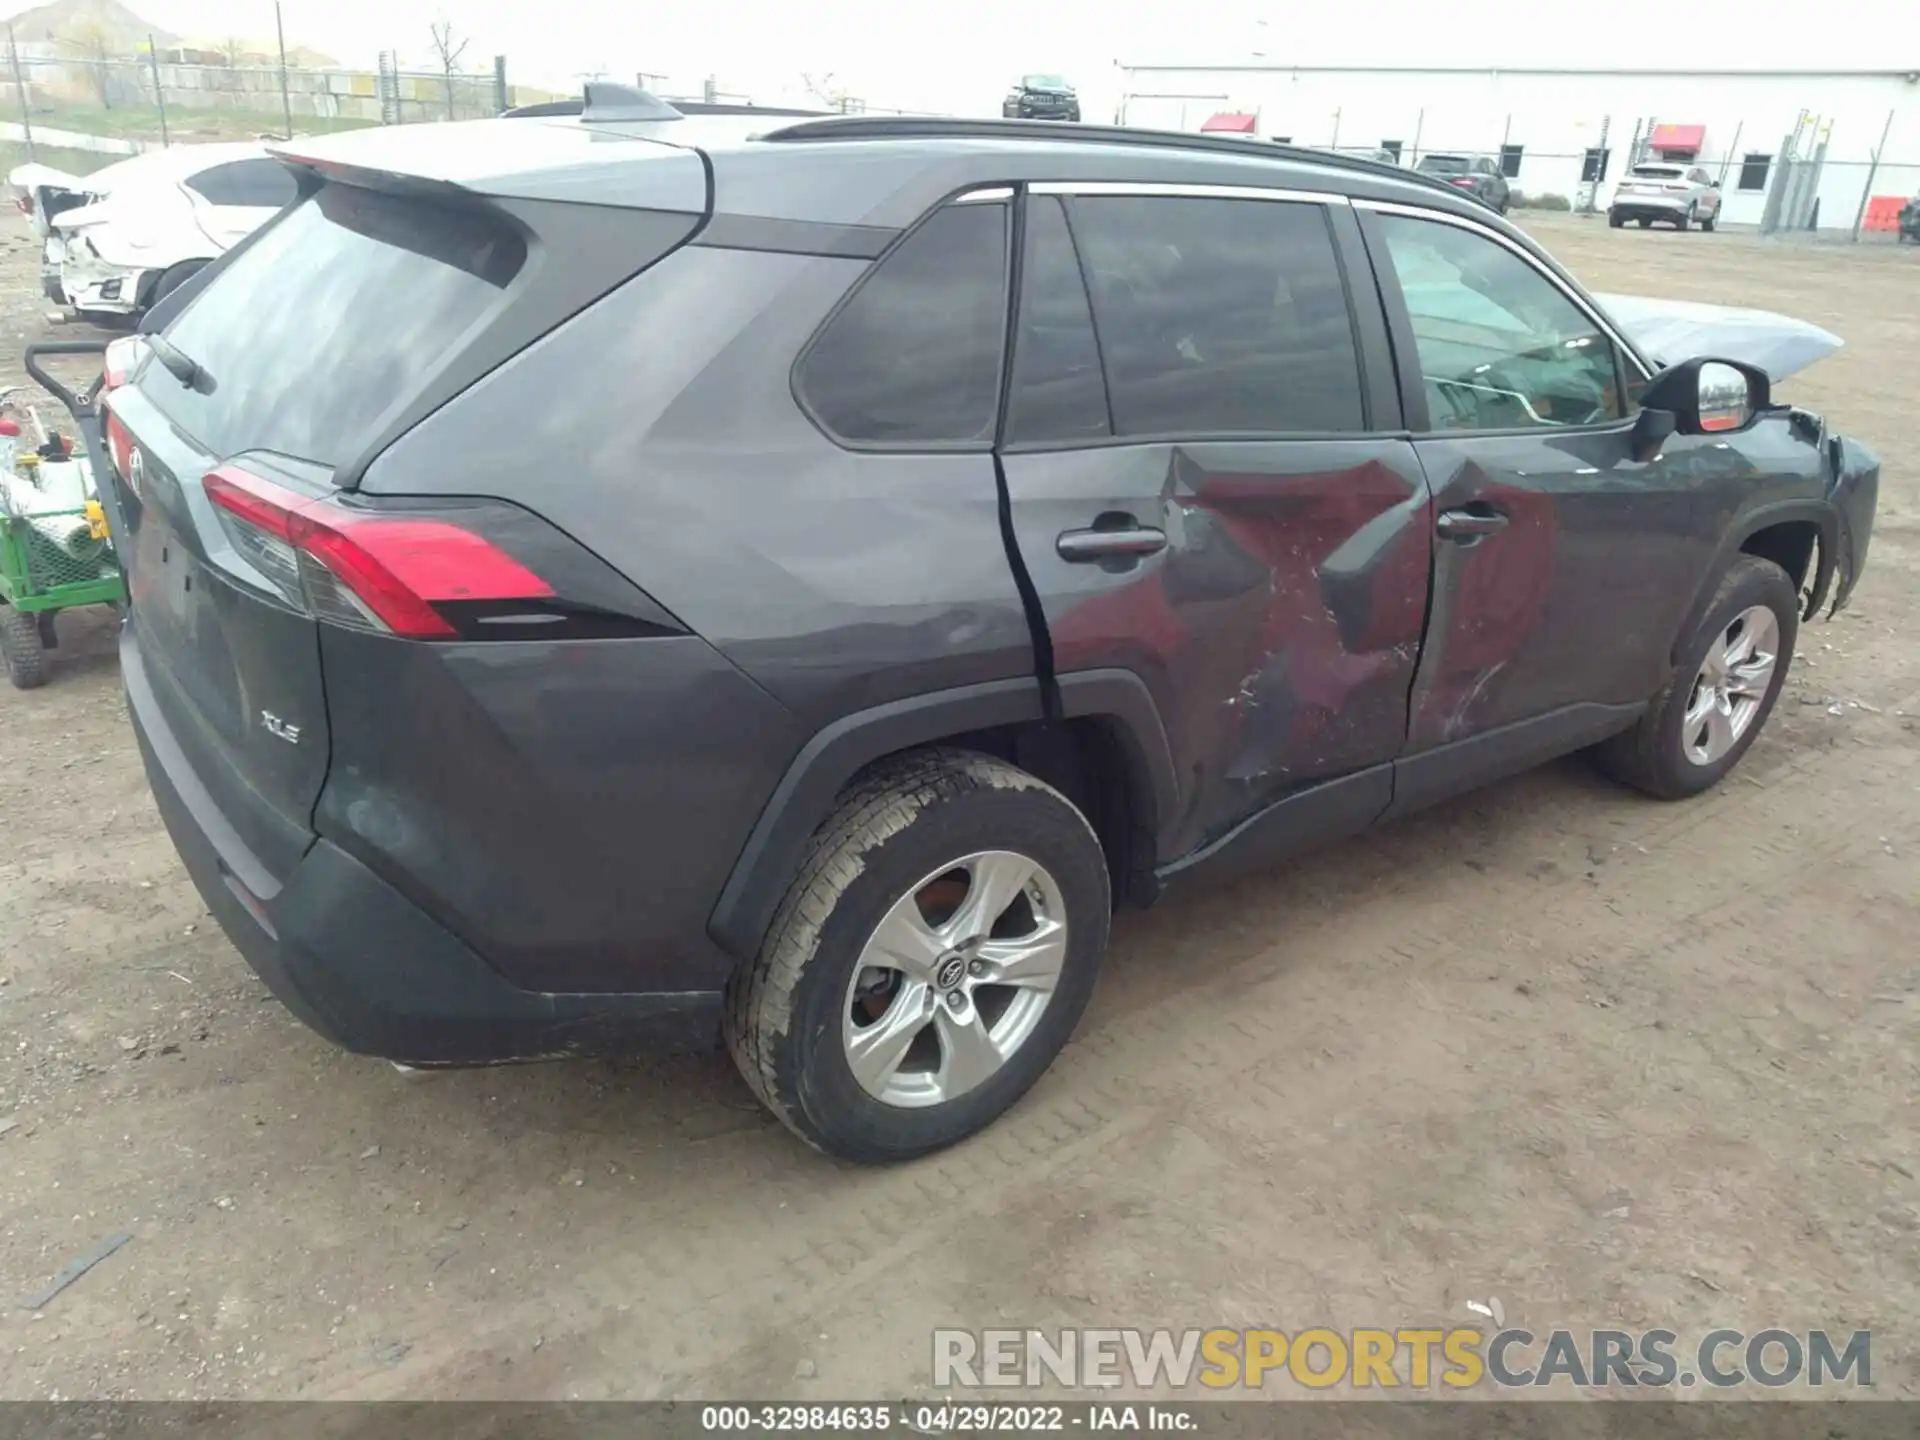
(103, 335, 144, 391)
(17, 194, 33, 216)
(204, 464, 555, 639)
(1449, 177, 1476, 187)
(101, 338, 146, 484)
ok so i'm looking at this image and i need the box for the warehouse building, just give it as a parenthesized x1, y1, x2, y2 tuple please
(1115, 63, 1920, 233)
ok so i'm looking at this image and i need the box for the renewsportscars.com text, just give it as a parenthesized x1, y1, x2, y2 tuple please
(933, 1327, 1872, 1390)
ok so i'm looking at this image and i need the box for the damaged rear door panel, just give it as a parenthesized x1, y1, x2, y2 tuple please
(995, 187, 1432, 872)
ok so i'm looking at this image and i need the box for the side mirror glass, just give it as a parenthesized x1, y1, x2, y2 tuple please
(1697, 362, 1752, 432)
(1638, 356, 1772, 437)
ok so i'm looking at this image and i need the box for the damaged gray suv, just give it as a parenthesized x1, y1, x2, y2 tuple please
(49, 89, 1879, 1162)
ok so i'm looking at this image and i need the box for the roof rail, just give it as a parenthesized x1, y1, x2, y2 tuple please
(581, 82, 683, 123)
(758, 115, 1467, 201)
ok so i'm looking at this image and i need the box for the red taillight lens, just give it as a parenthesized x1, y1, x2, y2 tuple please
(204, 465, 554, 639)
(102, 336, 144, 392)
(1449, 177, 1476, 187)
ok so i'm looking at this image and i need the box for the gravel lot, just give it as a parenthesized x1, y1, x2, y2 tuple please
(0, 210, 1916, 1402)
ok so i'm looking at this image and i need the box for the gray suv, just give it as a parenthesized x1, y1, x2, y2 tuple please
(59, 92, 1879, 1163)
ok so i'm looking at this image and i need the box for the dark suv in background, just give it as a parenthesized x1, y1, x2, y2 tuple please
(1415, 152, 1511, 213)
(65, 94, 1878, 1164)
(1003, 74, 1080, 121)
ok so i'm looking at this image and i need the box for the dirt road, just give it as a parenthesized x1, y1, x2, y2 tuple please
(1, 213, 1916, 1401)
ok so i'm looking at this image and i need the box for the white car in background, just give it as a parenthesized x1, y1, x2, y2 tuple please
(1608, 162, 1724, 232)
(10, 143, 296, 321)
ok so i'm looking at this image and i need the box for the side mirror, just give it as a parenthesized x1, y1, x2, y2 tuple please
(1638, 356, 1771, 438)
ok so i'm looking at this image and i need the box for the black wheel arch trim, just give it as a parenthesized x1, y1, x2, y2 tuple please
(1670, 498, 1838, 667)
(708, 670, 1180, 960)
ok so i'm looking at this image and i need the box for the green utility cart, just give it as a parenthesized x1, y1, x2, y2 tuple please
(0, 341, 125, 690)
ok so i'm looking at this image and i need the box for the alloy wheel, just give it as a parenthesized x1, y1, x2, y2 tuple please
(1682, 604, 1779, 766)
(842, 850, 1067, 1109)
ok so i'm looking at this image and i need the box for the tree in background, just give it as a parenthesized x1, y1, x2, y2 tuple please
(801, 72, 854, 114)
(428, 18, 468, 121)
(59, 19, 115, 109)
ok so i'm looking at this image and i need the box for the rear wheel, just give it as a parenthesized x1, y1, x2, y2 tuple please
(1595, 556, 1797, 799)
(143, 259, 205, 313)
(1701, 211, 1717, 232)
(0, 606, 47, 689)
(1609, 210, 1625, 229)
(1676, 204, 1694, 231)
(727, 749, 1110, 1162)
(1637, 217, 1651, 228)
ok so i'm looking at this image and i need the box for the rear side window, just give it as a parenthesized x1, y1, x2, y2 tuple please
(798, 202, 1009, 446)
(1006, 196, 1109, 444)
(144, 183, 524, 465)
(185, 159, 299, 209)
(1069, 195, 1364, 437)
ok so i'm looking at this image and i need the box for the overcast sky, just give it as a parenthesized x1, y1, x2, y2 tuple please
(38, 0, 1897, 115)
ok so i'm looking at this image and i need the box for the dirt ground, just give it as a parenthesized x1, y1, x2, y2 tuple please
(0, 210, 1916, 1403)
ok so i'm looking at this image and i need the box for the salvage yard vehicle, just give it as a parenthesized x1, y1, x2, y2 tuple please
(1413, 153, 1510, 213)
(1609, 162, 1723, 231)
(1003, 74, 1080, 121)
(10, 161, 99, 303)
(1900, 193, 1920, 244)
(35, 143, 297, 321)
(54, 93, 1880, 1163)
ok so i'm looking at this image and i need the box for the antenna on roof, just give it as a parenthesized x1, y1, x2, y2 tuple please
(581, 82, 682, 123)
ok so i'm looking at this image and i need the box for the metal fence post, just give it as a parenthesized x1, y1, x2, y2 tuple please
(493, 54, 507, 114)
(1851, 109, 1895, 242)
(146, 33, 168, 146)
(1409, 107, 1423, 165)
(1716, 121, 1742, 188)
(7, 24, 32, 162)
(275, 2, 294, 138)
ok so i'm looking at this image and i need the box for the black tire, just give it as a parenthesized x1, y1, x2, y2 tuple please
(1609, 211, 1625, 229)
(144, 259, 205, 313)
(1, 606, 48, 689)
(1637, 218, 1651, 228)
(1676, 205, 1693, 231)
(727, 748, 1111, 1163)
(1595, 556, 1798, 800)
(1701, 213, 1717, 233)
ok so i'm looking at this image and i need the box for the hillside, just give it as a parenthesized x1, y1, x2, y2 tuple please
(2, 0, 177, 52)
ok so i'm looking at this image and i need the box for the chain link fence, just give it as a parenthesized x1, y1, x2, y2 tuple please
(0, 26, 516, 167)
(1119, 88, 1920, 244)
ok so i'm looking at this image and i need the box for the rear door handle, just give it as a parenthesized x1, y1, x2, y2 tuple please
(1056, 526, 1168, 562)
(1435, 506, 1510, 541)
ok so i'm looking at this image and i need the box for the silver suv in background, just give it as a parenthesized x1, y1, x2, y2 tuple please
(1610, 162, 1723, 231)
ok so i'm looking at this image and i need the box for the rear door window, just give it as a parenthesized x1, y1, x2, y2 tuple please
(1068, 195, 1364, 437)
(184, 159, 299, 209)
(143, 182, 524, 466)
(798, 202, 1009, 446)
(1006, 196, 1109, 444)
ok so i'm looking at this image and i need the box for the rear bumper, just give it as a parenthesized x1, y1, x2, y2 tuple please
(1610, 198, 1691, 221)
(61, 262, 149, 316)
(123, 629, 723, 1065)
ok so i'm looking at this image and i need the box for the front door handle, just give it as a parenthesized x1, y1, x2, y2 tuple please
(1435, 506, 1510, 541)
(1056, 525, 1168, 563)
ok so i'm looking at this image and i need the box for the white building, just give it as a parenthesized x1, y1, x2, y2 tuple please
(1115, 63, 1920, 232)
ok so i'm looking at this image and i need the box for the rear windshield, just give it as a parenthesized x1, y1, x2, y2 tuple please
(1416, 155, 1470, 174)
(143, 181, 524, 466)
(1631, 165, 1684, 178)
